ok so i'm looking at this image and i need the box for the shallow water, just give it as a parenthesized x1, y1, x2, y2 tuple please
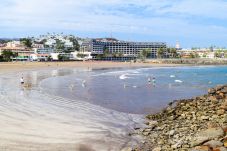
(40, 66, 227, 114)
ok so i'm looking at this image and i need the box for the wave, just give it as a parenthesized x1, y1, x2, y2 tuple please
(119, 74, 130, 80)
(175, 80, 183, 83)
(170, 75, 176, 78)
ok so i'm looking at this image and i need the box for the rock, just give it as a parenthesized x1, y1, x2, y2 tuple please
(203, 140, 223, 148)
(201, 116, 209, 120)
(221, 87, 227, 93)
(191, 127, 224, 147)
(217, 109, 225, 116)
(216, 85, 224, 91)
(169, 130, 175, 136)
(152, 147, 162, 151)
(147, 121, 158, 129)
(208, 88, 216, 94)
(193, 146, 211, 151)
(121, 147, 133, 151)
(157, 139, 165, 145)
(224, 140, 227, 147)
(213, 147, 227, 151)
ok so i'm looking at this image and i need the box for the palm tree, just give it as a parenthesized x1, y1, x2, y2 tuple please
(157, 47, 165, 58)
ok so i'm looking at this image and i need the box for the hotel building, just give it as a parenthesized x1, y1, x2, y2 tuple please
(81, 38, 167, 59)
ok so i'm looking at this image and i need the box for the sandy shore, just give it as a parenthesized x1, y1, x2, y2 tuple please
(0, 61, 185, 73)
(0, 61, 191, 151)
(0, 62, 149, 151)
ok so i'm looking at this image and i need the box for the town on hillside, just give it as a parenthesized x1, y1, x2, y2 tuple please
(0, 33, 226, 62)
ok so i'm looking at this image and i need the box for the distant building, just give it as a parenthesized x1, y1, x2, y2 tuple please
(81, 38, 167, 60)
(0, 41, 33, 61)
(175, 41, 181, 50)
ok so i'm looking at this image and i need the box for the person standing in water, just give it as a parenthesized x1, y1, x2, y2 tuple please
(148, 76, 151, 84)
(152, 77, 156, 86)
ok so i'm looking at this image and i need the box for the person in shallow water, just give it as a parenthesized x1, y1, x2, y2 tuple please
(148, 77, 151, 84)
(152, 77, 156, 86)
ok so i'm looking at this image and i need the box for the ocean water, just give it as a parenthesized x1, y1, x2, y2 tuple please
(40, 66, 227, 114)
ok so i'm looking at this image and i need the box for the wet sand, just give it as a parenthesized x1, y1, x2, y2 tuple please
(0, 61, 185, 151)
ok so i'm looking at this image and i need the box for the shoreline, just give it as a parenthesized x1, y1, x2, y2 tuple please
(0, 61, 227, 150)
(0, 61, 195, 74)
(0, 65, 145, 151)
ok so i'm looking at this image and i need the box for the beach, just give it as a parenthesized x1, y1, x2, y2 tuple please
(0, 61, 185, 73)
(0, 61, 173, 151)
(0, 61, 226, 151)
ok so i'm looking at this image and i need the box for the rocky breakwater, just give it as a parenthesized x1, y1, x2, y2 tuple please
(134, 85, 227, 151)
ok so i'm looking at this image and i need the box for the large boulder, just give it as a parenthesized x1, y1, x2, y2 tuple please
(191, 127, 224, 147)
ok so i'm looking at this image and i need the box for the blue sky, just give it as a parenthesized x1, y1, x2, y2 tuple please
(1, 0, 227, 47)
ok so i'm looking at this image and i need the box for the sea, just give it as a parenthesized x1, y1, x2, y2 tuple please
(40, 65, 227, 114)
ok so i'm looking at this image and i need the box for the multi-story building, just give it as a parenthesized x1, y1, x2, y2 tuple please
(81, 38, 167, 59)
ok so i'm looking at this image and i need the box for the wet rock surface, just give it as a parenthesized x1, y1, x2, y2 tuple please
(132, 85, 227, 151)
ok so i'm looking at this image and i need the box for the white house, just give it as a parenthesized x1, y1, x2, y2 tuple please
(50, 53, 73, 61)
(71, 51, 92, 60)
(45, 39, 56, 47)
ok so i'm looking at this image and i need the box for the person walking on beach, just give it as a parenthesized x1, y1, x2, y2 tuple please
(20, 77, 24, 84)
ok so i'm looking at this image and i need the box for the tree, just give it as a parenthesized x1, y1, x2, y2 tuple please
(55, 39, 65, 52)
(58, 54, 69, 61)
(103, 47, 110, 57)
(1, 50, 17, 61)
(157, 47, 165, 58)
(170, 48, 177, 58)
(139, 49, 150, 61)
(20, 38, 32, 48)
(69, 37, 80, 51)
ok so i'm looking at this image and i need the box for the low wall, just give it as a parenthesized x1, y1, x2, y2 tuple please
(147, 58, 227, 65)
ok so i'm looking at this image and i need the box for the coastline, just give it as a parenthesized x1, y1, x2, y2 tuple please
(133, 85, 227, 151)
(0, 64, 145, 151)
(0, 61, 227, 150)
(0, 61, 188, 74)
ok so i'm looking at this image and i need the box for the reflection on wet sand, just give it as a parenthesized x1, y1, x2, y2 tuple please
(0, 69, 142, 151)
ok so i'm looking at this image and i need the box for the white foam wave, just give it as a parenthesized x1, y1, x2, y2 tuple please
(175, 80, 183, 83)
(119, 74, 129, 80)
(170, 75, 176, 78)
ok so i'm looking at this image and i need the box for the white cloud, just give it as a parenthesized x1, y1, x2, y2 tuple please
(1, 0, 227, 46)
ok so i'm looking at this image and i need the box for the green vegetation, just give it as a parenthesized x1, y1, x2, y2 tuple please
(77, 53, 87, 58)
(167, 48, 178, 58)
(20, 38, 32, 48)
(137, 49, 151, 61)
(69, 37, 80, 51)
(55, 39, 65, 51)
(1, 50, 18, 61)
(157, 47, 166, 58)
(189, 52, 199, 58)
(58, 54, 70, 61)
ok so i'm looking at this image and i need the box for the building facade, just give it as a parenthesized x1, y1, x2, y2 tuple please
(81, 38, 167, 59)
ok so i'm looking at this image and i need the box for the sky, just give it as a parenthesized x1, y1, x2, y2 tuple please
(1, 0, 227, 48)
